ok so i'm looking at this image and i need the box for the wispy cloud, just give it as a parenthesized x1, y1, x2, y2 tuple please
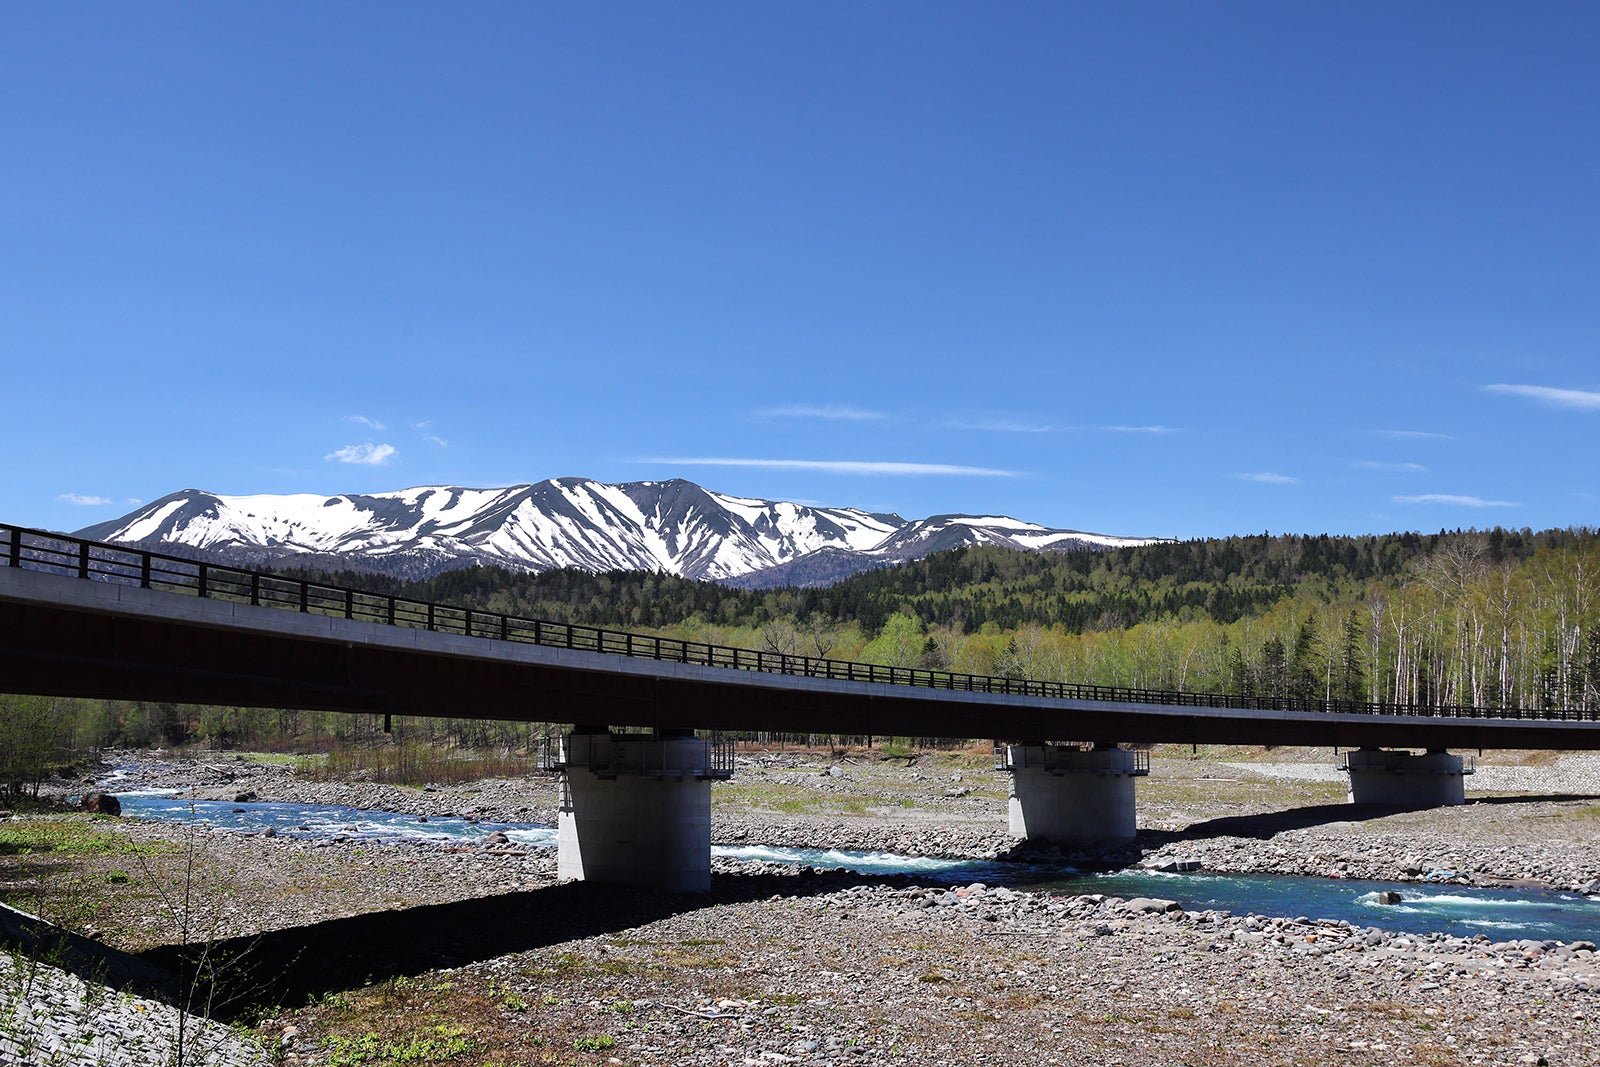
(945, 420, 1178, 435)
(756, 404, 889, 422)
(1365, 429, 1454, 441)
(1394, 493, 1519, 508)
(947, 418, 1059, 433)
(345, 414, 386, 431)
(1485, 384, 1600, 411)
(326, 442, 397, 466)
(1354, 460, 1428, 474)
(646, 457, 1019, 477)
(1236, 472, 1299, 485)
(408, 420, 448, 446)
(58, 492, 113, 506)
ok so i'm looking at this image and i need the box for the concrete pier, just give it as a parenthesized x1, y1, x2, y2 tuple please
(549, 730, 734, 893)
(997, 743, 1149, 844)
(1340, 747, 1474, 807)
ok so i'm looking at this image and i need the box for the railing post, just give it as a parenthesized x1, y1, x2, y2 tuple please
(5, 529, 18, 569)
(387, 596, 396, 625)
(140, 553, 151, 589)
(196, 562, 207, 597)
(346, 589, 354, 620)
(427, 603, 435, 632)
(78, 541, 91, 579)
(250, 572, 260, 605)
(299, 583, 308, 613)
(464, 608, 473, 636)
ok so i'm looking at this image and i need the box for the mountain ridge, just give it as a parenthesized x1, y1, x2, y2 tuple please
(75, 478, 1168, 586)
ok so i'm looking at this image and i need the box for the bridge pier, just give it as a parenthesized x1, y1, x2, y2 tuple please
(997, 743, 1149, 844)
(1340, 747, 1474, 807)
(547, 729, 734, 893)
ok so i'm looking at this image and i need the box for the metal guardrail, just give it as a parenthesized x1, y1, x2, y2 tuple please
(992, 743, 1151, 774)
(1337, 750, 1479, 774)
(536, 733, 736, 779)
(4, 521, 1599, 724)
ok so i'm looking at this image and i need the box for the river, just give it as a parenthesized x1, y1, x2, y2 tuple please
(112, 791, 1600, 943)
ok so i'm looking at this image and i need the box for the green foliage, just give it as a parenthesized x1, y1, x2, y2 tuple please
(0, 695, 59, 798)
(322, 1025, 482, 1065)
(860, 612, 925, 667)
(0, 817, 173, 857)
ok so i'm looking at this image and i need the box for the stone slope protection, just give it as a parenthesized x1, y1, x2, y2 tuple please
(76, 478, 1166, 583)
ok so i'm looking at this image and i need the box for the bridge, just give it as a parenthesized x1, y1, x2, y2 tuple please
(5, 523, 1599, 890)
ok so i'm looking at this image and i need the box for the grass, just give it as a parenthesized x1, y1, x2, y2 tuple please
(293, 741, 540, 788)
(0, 816, 175, 857)
(322, 1025, 483, 1066)
(714, 781, 877, 818)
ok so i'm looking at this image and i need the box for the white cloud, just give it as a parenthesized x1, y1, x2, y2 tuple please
(1366, 429, 1454, 441)
(345, 414, 386, 431)
(58, 493, 113, 506)
(1101, 424, 1179, 434)
(423, 435, 449, 448)
(1354, 460, 1428, 473)
(757, 404, 890, 422)
(1236, 472, 1299, 485)
(326, 442, 397, 466)
(1394, 493, 1519, 508)
(1485, 384, 1600, 411)
(647, 457, 1019, 477)
(947, 418, 1059, 433)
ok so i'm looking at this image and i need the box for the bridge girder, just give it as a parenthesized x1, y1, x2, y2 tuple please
(4, 568, 1600, 751)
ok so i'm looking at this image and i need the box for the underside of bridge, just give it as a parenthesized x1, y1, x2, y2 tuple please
(5, 574, 1596, 751)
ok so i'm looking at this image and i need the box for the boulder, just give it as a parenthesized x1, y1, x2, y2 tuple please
(79, 793, 121, 816)
(1123, 897, 1182, 914)
(1375, 891, 1403, 905)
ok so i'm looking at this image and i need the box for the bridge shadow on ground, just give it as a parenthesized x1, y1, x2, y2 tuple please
(134, 869, 885, 1021)
(1133, 792, 1600, 850)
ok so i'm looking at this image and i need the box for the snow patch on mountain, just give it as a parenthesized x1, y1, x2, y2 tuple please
(76, 478, 1168, 585)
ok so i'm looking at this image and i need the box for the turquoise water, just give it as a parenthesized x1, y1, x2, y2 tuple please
(115, 793, 1600, 943)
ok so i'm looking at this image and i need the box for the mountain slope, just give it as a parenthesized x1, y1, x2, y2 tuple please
(76, 478, 1165, 584)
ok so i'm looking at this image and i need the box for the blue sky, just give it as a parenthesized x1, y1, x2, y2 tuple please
(5, 3, 1597, 541)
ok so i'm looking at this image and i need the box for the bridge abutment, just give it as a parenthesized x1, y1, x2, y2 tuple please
(548, 730, 734, 893)
(1340, 747, 1474, 807)
(998, 743, 1149, 844)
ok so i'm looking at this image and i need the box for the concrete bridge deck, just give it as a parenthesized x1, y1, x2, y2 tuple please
(3, 524, 1598, 751)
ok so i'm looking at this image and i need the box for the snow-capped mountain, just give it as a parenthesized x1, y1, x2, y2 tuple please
(75, 478, 1166, 585)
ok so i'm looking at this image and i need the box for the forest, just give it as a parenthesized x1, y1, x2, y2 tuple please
(4, 524, 1600, 795)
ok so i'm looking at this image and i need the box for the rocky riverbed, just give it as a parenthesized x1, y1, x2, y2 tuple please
(5, 746, 1599, 1065)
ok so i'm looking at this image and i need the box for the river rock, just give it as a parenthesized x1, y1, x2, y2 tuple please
(79, 793, 121, 816)
(1375, 891, 1403, 905)
(1123, 897, 1182, 914)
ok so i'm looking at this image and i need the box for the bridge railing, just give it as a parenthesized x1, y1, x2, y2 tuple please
(5, 522, 1599, 723)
